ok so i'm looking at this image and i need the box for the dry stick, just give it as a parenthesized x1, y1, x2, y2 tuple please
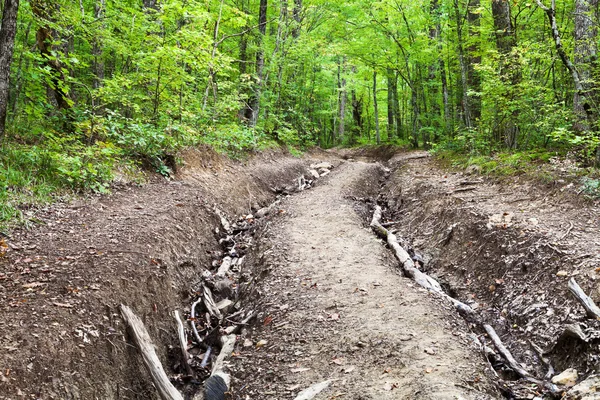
(484, 324, 560, 394)
(370, 206, 474, 316)
(173, 310, 193, 376)
(190, 298, 204, 344)
(120, 305, 184, 400)
(568, 278, 600, 319)
(293, 380, 332, 400)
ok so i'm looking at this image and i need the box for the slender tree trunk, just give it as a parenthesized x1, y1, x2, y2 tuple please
(429, 0, 441, 139)
(492, 0, 520, 148)
(573, 0, 598, 131)
(292, 0, 301, 38)
(0, 0, 20, 137)
(467, 0, 481, 124)
(92, 0, 105, 89)
(387, 68, 395, 141)
(249, 0, 268, 127)
(337, 57, 347, 143)
(454, 0, 471, 128)
(374, 70, 380, 145)
(393, 71, 402, 140)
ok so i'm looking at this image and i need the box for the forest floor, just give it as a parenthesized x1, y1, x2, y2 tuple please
(0, 147, 599, 400)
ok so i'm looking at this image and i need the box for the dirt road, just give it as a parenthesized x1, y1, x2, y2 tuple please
(232, 161, 498, 399)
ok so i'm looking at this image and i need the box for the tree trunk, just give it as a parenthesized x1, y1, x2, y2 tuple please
(394, 71, 402, 140)
(466, 0, 481, 124)
(92, 0, 105, 89)
(492, 0, 519, 148)
(292, 0, 302, 38)
(337, 57, 347, 143)
(0, 0, 19, 137)
(31, 1, 72, 111)
(454, 0, 472, 128)
(429, 0, 441, 139)
(374, 70, 380, 145)
(249, 0, 267, 127)
(387, 68, 395, 141)
(573, 0, 598, 131)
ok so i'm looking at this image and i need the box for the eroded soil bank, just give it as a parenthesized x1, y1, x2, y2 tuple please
(1, 147, 599, 400)
(0, 147, 334, 399)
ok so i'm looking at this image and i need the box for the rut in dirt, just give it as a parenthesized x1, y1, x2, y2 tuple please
(232, 160, 498, 399)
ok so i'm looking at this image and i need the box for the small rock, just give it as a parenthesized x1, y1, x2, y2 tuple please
(567, 374, 600, 399)
(243, 339, 253, 348)
(256, 339, 268, 348)
(310, 162, 333, 170)
(308, 169, 320, 179)
(552, 368, 578, 387)
(557, 271, 569, 277)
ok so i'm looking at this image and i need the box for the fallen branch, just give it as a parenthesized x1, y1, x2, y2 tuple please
(203, 285, 223, 319)
(568, 278, 600, 319)
(120, 305, 184, 400)
(484, 324, 560, 395)
(294, 380, 332, 400)
(174, 310, 193, 376)
(370, 206, 474, 316)
(190, 298, 204, 344)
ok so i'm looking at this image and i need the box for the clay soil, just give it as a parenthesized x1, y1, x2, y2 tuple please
(0, 147, 599, 400)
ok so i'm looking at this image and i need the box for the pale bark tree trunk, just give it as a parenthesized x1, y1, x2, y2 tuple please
(92, 0, 105, 89)
(492, 0, 519, 148)
(249, 0, 267, 127)
(573, 0, 598, 131)
(373, 70, 380, 145)
(0, 0, 20, 137)
(337, 58, 347, 143)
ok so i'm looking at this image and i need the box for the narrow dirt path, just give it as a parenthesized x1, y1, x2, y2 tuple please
(234, 161, 498, 399)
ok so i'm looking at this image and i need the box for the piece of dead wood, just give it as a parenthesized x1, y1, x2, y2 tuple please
(529, 340, 555, 380)
(370, 206, 474, 316)
(568, 278, 600, 319)
(203, 285, 223, 319)
(484, 324, 560, 395)
(448, 187, 478, 194)
(224, 311, 256, 335)
(216, 257, 232, 278)
(293, 380, 332, 400)
(120, 305, 184, 400)
(174, 310, 193, 376)
(255, 200, 281, 219)
(190, 298, 203, 344)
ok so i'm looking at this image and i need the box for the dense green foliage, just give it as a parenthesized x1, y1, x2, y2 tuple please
(1, 0, 600, 227)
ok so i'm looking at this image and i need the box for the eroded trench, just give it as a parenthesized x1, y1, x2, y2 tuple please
(3, 149, 594, 400)
(152, 150, 600, 400)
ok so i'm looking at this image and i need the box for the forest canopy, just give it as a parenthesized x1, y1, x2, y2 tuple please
(0, 0, 600, 224)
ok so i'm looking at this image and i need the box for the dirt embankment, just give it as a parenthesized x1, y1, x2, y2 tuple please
(0, 147, 332, 399)
(378, 152, 600, 397)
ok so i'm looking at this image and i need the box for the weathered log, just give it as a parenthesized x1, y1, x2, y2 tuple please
(174, 310, 193, 376)
(484, 324, 560, 394)
(370, 206, 473, 316)
(120, 305, 184, 400)
(568, 278, 600, 319)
